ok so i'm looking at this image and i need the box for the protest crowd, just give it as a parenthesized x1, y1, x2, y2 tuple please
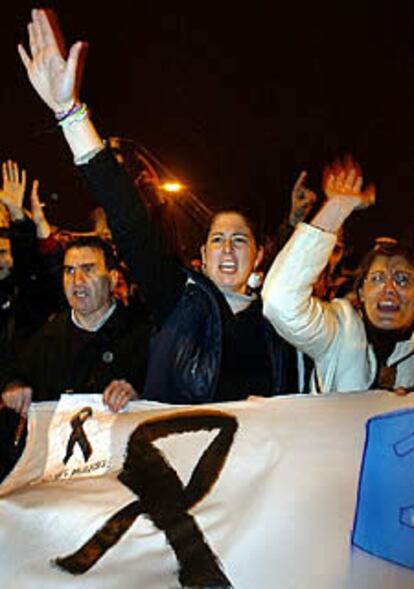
(1, 9, 413, 492)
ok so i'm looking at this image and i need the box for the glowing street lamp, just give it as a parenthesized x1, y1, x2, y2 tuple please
(160, 181, 185, 193)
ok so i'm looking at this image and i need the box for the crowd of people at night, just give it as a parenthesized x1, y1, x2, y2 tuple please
(1, 9, 414, 479)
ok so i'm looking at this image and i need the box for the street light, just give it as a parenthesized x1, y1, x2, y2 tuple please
(160, 181, 185, 193)
(103, 136, 213, 259)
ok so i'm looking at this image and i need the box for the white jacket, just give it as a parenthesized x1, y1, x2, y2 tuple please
(262, 223, 414, 393)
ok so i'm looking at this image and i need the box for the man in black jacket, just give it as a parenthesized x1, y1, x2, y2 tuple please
(0, 234, 151, 480)
(0, 235, 151, 413)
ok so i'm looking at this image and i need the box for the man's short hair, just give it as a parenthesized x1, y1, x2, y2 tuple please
(63, 235, 118, 271)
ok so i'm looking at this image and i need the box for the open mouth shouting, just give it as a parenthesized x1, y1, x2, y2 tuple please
(218, 259, 238, 274)
(73, 287, 89, 299)
(361, 255, 414, 331)
(377, 300, 400, 314)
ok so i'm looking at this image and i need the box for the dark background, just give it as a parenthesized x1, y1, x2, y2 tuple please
(1, 1, 414, 256)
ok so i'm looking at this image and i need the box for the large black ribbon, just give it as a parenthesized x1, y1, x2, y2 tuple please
(55, 410, 237, 588)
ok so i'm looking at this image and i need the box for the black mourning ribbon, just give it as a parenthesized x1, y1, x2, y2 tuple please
(63, 407, 93, 465)
(55, 410, 237, 588)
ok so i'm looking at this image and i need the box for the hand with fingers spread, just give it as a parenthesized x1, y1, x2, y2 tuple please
(0, 160, 27, 221)
(102, 379, 139, 413)
(310, 156, 375, 234)
(1, 384, 33, 415)
(19, 9, 103, 161)
(30, 179, 51, 238)
(322, 156, 375, 210)
(18, 8, 85, 114)
(289, 170, 318, 227)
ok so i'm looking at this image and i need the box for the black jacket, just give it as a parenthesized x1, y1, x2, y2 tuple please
(0, 216, 60, 362)
(0, 300, 151, 400)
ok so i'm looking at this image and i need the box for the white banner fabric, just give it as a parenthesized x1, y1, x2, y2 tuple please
(1, 392, 414, 589)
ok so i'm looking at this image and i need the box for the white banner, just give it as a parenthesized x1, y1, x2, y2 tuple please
(1, 392, 414, 589)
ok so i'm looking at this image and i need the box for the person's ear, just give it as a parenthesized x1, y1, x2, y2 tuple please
(109, 269, 118, 291)
(200, 245, 206, 270)
(254, 246, 264, 270)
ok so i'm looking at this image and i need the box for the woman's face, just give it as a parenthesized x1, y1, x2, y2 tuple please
(201, 212, 263, 294)
(360, 254, 414, 331)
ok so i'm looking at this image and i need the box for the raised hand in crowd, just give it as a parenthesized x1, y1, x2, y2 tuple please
(29, 179, 51, 239)
(312, 156, 376, 234)
(0, 160, 26, 222)
(18, 10, 83, 114)
(288, 170, 318, 227)
(18, 9, 103, 160)
(322, 156, 375, 208)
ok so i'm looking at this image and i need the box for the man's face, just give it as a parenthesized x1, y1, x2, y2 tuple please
(63, 247, 117, 320)
(201, 212, 263, 294)
(360, 255, 414, 331)
(0, 237, 13, 280)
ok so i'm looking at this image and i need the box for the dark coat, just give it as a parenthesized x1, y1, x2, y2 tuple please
(0, 300, 151, 400)
(143, 269, 297, 404)
(0, 216, 60, 362)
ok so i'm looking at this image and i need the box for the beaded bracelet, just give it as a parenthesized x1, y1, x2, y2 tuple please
(58, 103, 88, 129)
(55, 101, 81, 121)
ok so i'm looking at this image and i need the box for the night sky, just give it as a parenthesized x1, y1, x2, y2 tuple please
(1, 1, 414, 256)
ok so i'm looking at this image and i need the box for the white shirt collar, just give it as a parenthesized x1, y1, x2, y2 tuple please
(71, 299, 117, 332)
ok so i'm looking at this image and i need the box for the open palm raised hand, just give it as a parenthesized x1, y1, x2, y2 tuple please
(322, 156, 375, 210)
(0, 160, 26, 218)
(18, 9, 85, 114)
